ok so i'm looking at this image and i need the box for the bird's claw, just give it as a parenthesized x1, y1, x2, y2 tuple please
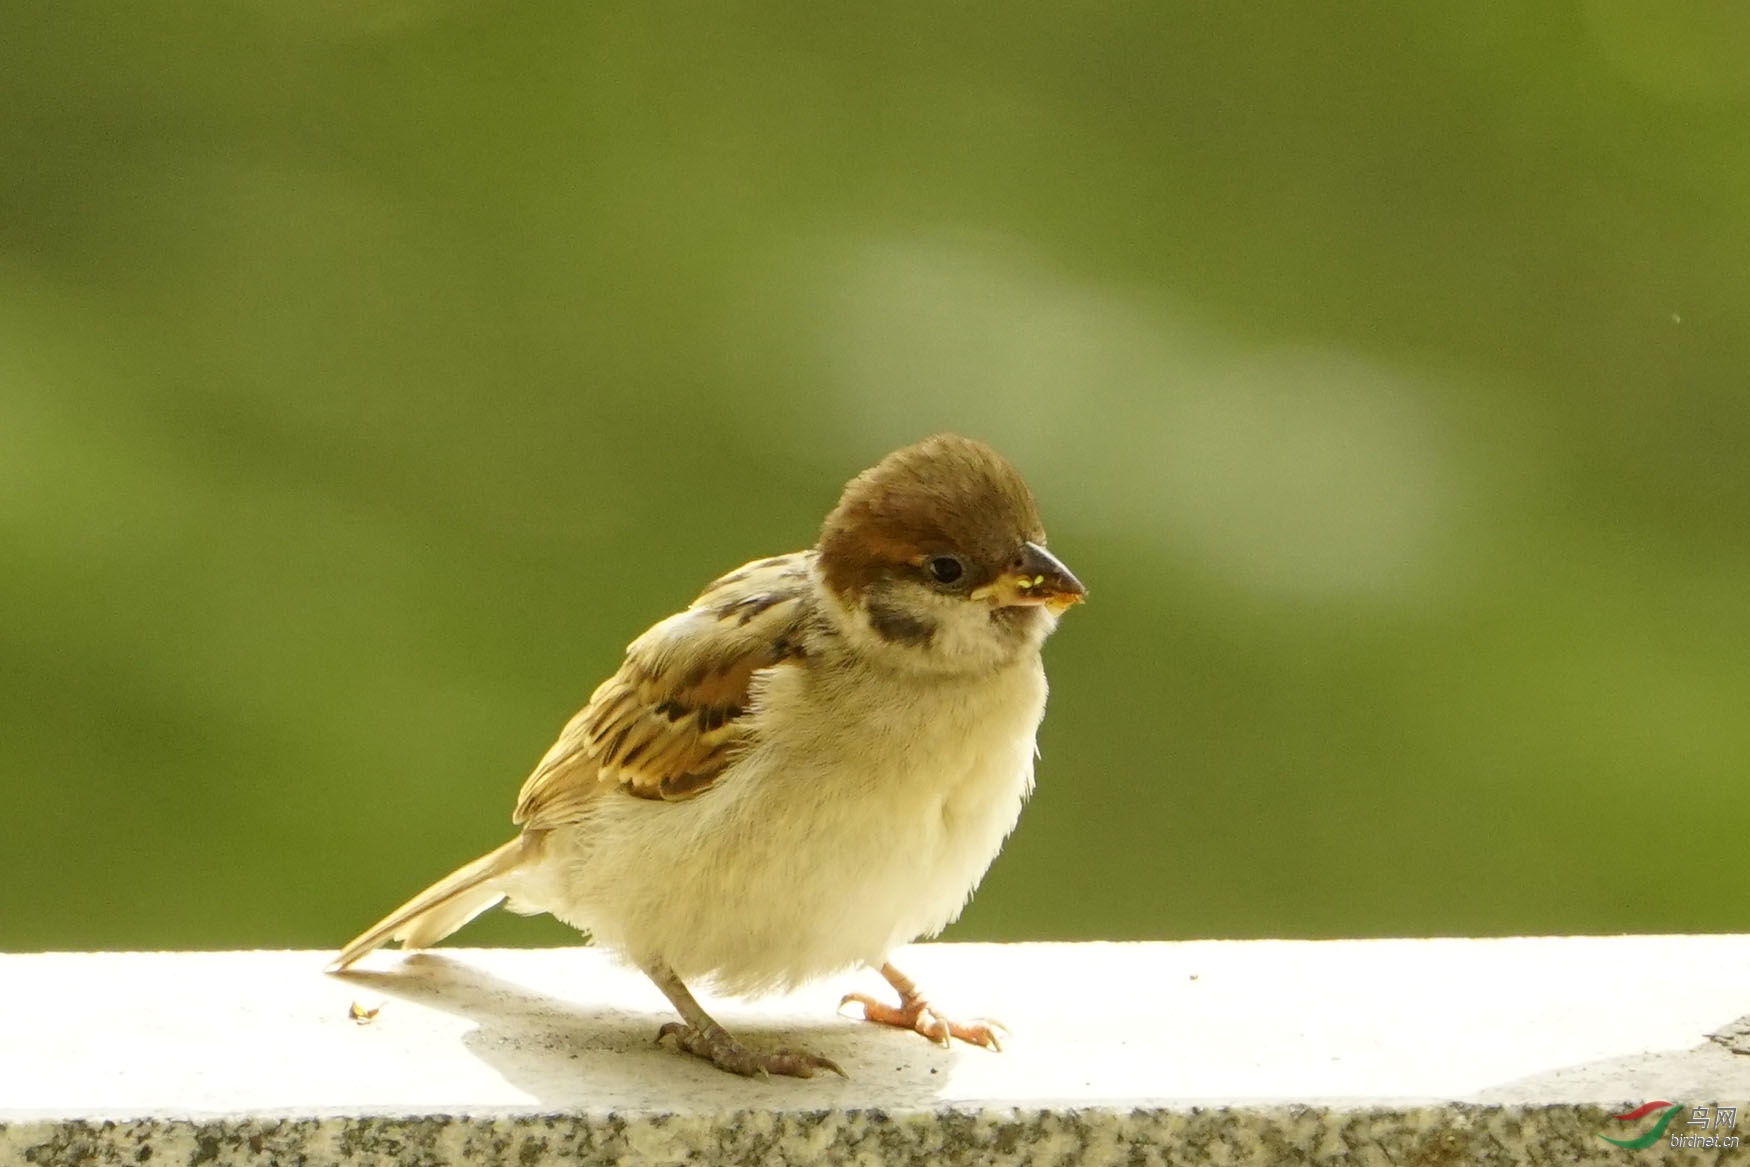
(657, 1021, 845, 1078)
(839, 991, 1007, 1051)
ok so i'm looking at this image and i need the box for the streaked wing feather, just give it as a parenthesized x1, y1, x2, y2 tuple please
(512, 552, 814, 829)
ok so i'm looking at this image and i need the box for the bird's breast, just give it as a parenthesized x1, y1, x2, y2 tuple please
(757, 651, 1048, 804)
(738, 654, 1049, 948)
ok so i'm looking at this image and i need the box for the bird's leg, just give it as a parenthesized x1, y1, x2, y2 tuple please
(641, 958, 844, 1078)
(840, 961, 1006, 1050)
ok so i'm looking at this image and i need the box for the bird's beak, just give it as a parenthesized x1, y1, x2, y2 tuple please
(972, 542, 1088, 612)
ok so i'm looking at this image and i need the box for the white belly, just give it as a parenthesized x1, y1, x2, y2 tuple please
(522, 655, 1048, 997)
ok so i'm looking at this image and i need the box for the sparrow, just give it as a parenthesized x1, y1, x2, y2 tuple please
(330, 434, 1086, 1077)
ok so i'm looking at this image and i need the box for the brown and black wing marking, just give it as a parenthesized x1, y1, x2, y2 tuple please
(512, 552, 815, 830)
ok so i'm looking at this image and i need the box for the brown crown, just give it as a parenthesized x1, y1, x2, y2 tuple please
(818, 434, 1045, 597)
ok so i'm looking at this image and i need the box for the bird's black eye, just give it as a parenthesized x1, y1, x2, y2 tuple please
(926, 555, 964, 585)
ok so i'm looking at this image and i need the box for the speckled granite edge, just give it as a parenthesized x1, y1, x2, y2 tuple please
(0, 1105, 1700, 1167)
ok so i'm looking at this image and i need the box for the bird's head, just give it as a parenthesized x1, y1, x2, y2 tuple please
(817, 434, 1085, 674)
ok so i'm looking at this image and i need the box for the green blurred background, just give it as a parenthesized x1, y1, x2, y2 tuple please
(5, 3, 1747, 953)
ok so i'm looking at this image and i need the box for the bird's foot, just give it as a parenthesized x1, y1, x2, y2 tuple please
(839, 991, 1007, 1051)
(657, 1021, 845, 1078)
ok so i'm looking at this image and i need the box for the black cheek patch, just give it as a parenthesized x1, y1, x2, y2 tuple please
(866, 597, 937, 647)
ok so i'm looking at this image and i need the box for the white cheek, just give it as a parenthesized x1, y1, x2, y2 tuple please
(870, 582, 1046, 674)
(928, 593, 1014, 664)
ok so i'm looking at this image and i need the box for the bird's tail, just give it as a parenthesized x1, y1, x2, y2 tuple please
(328, 833, 538, 972)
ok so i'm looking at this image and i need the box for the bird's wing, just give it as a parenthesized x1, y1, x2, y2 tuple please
(512, 551, 816, 829)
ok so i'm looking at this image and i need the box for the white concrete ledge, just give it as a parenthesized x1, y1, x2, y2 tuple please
(3, 938, 1749, 1165)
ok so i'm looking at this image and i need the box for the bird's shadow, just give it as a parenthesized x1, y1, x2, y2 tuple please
(336, 954, 954, 1109)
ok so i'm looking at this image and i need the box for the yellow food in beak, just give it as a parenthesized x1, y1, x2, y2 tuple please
(970, 542, 1087, 611)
